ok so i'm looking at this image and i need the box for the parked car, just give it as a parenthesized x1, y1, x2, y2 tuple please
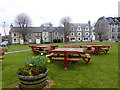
(42, 41, 51, 44)
(0, 41, 8, 46)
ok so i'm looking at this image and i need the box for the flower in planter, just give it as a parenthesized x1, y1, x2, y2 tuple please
(17, 55, 49, 76)
(29, 64, 33, 67)
(47, 60, 50, 63)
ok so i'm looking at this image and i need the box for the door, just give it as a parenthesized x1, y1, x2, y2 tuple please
(36, 38, 40, 44)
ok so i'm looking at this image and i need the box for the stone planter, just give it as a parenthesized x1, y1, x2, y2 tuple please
(18, 69, 48, 89)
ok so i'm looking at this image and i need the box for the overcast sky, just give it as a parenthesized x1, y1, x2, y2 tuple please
(0, 0, 119, 36)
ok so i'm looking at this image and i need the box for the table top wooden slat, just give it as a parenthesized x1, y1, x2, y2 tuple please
(52, 48, 84, 53)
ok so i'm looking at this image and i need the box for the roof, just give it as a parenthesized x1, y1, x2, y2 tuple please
(98, 16, 119, 25)
(10, 26, 60, 33)
(10, 23, 91, 33)
(71, 23, 91, 29)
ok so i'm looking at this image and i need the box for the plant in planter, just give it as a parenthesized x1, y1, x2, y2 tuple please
(17, 55, 50, 89)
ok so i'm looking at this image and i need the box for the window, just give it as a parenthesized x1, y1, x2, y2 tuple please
(78, 38, 80, 40)
(29, 39, 32, 42)
(61, 32, 63, 35)
(29, 34, 32, 36)
(14, 33, 16, 37)
(45, 38, 46, 41)
(55, 32, 58, 35)
(85, 26, 89, 31)
(112, 28, 114, 32)
(37, 33, 39, 36)
(112, 36, 114, 39)
(85, 32, 89, 36)
(77, 26, 81, 31)
(14, 39, 16, 42)
(84, 38, 88, 40)
(55, 37, 59, 39)
(78, 33, 81, 36)
(86, 27, 88, 30)
(71, 27, 74, 31)
(44, 32, 46, 36)
(71, 32, 74, 36)
(70, 38, 75, 41)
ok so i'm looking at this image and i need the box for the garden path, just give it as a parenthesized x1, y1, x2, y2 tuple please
(5, 43, 79, 54)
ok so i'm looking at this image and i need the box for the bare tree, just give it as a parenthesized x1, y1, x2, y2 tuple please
(14, 13, 32, 43)
(60, 16, 72, 42)
(2, 22, 7, 37)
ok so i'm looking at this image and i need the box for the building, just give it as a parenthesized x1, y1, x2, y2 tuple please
(95, 16, 119, 41)
(9, 21, 92, 44)
(68, 21, 92, 42)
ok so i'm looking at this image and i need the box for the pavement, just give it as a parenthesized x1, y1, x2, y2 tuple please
(5, 49, 31, 54)
(5, 43, 80, 54)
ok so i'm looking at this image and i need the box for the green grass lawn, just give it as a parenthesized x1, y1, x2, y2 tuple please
(1, 42, 118, 88)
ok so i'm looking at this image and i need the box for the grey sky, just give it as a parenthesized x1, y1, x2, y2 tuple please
(0, 0, 119, 36)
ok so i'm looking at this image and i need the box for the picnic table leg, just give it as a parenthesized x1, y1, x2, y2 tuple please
(78, 53, 90, 64)
(0, 60, 2, 63)
(96, 47, 99, 55)
(64, 51, 68, 70)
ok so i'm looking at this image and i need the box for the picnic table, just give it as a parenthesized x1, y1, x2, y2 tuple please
(0, 48, 7, 63)
(29, 45, 58, 55)
(47, 48, 94, 70)
(85, 44, 112, 55)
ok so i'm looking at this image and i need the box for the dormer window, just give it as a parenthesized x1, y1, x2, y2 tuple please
(85, 26, 89, 31)
(77, 26, 81, 31)
(71, 26, 74, 31)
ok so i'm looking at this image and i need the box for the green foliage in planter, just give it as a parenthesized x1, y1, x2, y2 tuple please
(17, 55, 49, 76)
(17, 65, 29, 76)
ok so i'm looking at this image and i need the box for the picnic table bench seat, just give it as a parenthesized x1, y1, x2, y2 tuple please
(53, 58, 79, 62)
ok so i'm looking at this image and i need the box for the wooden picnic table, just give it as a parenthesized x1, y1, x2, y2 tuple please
(85, 44, 112, 55)
(29, 45, 58, 55)
(47, 48, 93, 70)
(0, 48, 7, 63)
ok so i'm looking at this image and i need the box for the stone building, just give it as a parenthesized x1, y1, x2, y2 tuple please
(95, 16, 119, 41)
(68, 21, 92, 42)
(9, 21, 92, 44)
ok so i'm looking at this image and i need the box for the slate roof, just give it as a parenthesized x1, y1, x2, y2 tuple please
(10, 26, 60, 33)
(98, 16, 119, 25)
(10, 23, 91, 33)
(71, 23, 91, 29)
(105, 17, 119, 25)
